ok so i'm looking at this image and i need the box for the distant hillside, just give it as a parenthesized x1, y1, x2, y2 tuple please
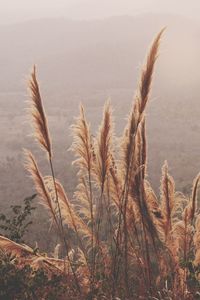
(0, 14, 199, 93)
(0, 14, 200, 249)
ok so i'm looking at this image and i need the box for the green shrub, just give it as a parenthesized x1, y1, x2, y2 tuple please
(0, 194, 36, 243)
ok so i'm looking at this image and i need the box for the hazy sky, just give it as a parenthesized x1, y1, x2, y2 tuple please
(0, 0, 199, 24)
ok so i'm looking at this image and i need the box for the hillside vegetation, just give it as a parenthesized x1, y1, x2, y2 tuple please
(0, 29, 200, 299)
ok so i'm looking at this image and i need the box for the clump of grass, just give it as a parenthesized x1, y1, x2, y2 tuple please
(0, 28, 200, 299)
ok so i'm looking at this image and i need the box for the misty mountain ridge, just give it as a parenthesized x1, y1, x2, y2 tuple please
(0, 13, 199, 95)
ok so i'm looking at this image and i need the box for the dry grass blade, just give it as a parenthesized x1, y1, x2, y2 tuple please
(28, 66, 52, 158)
(109, 158, 122, 208)
(190, 173, 200, 220)
(137, 28, 165, 116)
(140, 118, 147, 177)
(24, 149, 59, 228)
(145, 180, 162, 219)
(57, 181, 93, 243)
(115, 31, 165, 292)
(194, 215, 200, 265)
(44, 176, 93, 244)
(0, 236, 68, 274)
(121, 105, 138, 172)
(0, 235, 34, 257)
(71, 104, 94, 172)
(71, 105, 95, 271)
(95, 101, 113, 188)
(122, 28, 164, 176)
(160, 161, 175, 238)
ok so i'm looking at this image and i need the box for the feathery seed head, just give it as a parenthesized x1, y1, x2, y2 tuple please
(28, 66, 52, 158)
